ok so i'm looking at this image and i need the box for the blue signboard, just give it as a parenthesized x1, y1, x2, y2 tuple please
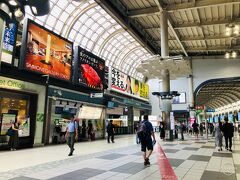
(1, 23, 17, 64)
(206, 108, 215, 112)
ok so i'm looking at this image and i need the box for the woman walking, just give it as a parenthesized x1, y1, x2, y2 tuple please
(215, 120, 223, 151)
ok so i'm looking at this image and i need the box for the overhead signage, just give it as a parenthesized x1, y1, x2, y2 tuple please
(75, 47, 104, 90)
(0, 77, 25, 90)
(172, 92, 186, 104)
(110, 67, 149, 100)
(1, 23, 17, 64)
(21, 19, 73, 80)
(206, 108, 215, 112)
(90, 93, 103, 98)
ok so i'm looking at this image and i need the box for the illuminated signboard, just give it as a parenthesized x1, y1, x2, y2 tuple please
(1, 23, 17, 64)
(110, 67, 149, 100)
(172, 92, 186, 104)
(74, 47, 105, 90)
(20, 19, 73, 80)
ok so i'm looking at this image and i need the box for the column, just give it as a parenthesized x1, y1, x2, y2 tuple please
(160, 10, 173, 140)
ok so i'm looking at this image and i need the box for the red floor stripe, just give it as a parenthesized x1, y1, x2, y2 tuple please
(156, 143, 178, 180)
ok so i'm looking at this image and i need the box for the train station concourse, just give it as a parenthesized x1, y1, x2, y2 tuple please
(1, 0, 240, 180)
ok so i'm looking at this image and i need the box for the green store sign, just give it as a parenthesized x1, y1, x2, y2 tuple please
(0, 77, 25, 90)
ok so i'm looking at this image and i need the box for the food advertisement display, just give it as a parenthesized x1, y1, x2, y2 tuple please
(22, 19, 72, 80)
(0, 114, 16, 135)
(76, 47, 104, 90)
(1, 23, 17, 64)
(110, 67, 149, 100)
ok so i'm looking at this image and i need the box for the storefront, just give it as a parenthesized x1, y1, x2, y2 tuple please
(105, 94, 151, 135)
(44, 86, 105, 144)
(106, 106, 128, 135)
(0, 76, 45, 149)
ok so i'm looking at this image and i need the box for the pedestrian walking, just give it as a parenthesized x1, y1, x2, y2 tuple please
(65, 115, 78, 156)
(215, 120, 223, 151)
(179, 122, 185, 140)
(107, 120, 115, 143)
(222, 117, 234, 152)
(138, 115, 156, 166)
(192, 120, 199, 139)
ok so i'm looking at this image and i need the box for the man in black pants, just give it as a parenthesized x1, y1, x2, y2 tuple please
(107, 120, 115, 143)
(222, 117, 234, 152)
(139, 115, 156, 166)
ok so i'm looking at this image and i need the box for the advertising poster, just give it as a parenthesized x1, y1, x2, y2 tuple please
(0, 114, 16, 135)
(24, 20, 72, 80)
(1, 23, 17, 64)
(18, 117, 30, 137)
(77, 47, 104, 90)
(110, 67, 149, 100)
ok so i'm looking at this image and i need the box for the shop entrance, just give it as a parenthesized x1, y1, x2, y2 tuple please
(0, 89, 37, 149)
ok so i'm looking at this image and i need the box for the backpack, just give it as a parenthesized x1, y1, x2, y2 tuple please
(137, 121, 148, 142)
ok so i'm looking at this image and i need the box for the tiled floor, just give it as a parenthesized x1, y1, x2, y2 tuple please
(0, 134, 240, 180)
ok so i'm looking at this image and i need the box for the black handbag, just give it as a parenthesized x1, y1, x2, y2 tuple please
(6, 127, 14, 136)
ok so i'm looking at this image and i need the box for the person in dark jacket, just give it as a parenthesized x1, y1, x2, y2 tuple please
(159, 122, 165, 140)
(222, 117, 234, 152)
(107, 120, 115, 143)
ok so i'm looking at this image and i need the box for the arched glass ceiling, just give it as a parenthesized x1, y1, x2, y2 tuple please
(24, 0, 152, 80)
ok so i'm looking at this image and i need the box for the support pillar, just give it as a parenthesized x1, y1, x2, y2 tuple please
(160, 10, 173, 141)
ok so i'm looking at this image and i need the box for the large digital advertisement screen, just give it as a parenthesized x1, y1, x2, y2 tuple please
(21, 19, 73, 80)
(110, 67, 149, 100)
(1, 23, 17, 64)
(75, 47, 104, 90)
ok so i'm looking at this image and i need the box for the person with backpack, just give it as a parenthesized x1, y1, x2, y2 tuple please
(138, 115, 156, 166)
(192, 120, 199, 140)
(65, 115, 78, 156)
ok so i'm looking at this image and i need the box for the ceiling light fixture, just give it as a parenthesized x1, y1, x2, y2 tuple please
(225, 51, 237, 59)
(225, 52, 230, 59)
(225, 24, 239, 36)
(232, 51, 237, 58)
(9, 0, 18, 6)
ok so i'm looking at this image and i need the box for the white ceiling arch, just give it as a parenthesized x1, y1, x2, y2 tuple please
(24, 0, 153, 80)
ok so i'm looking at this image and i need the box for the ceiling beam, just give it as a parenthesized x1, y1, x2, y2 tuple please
(128, 6, 159, 18)
(169, 45, 240, 52)
(144, 18, 240, 30)
(165, 0, 240, 13)
(174, 18, 240, 29)
(160, 34, 235, 42)
(154, 0, 188, 57)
